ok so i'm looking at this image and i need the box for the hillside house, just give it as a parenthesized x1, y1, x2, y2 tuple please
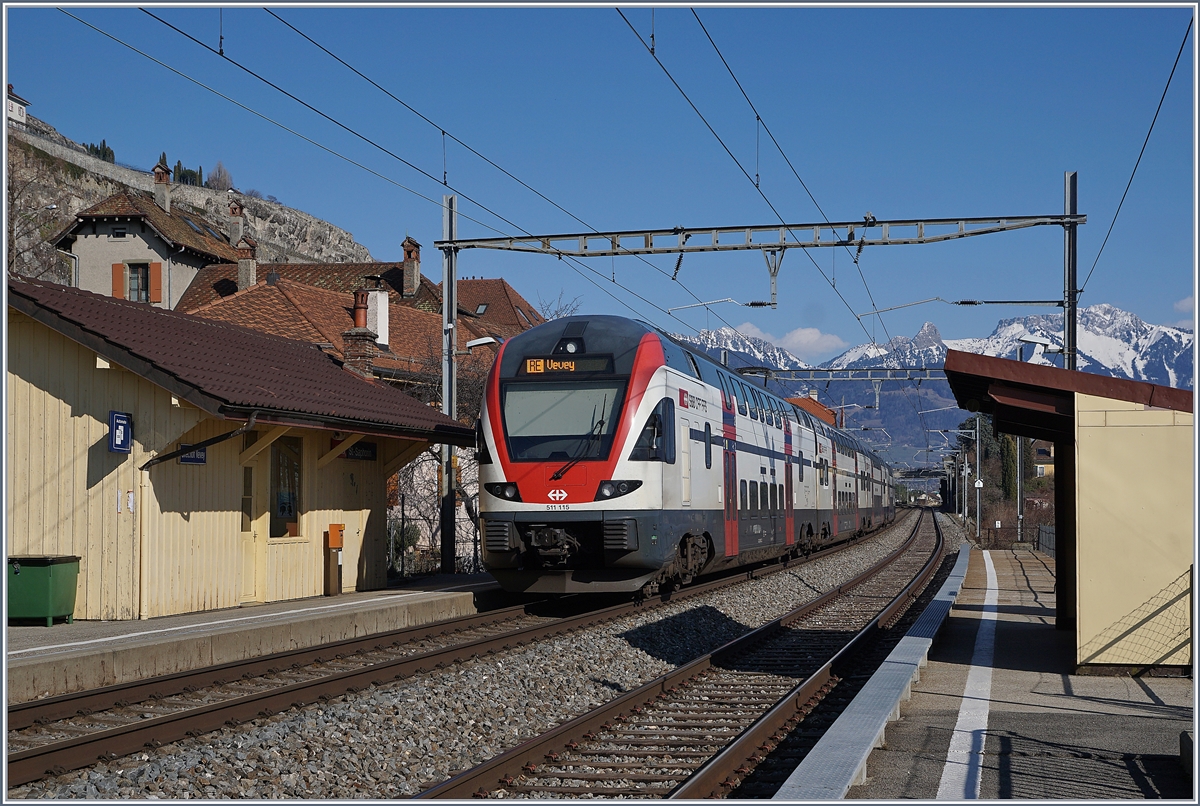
(6, 83, 30, 128)
(1031, 440, 1055, 478)
(6, 278, 475, 620)
(52, 162, 246, 309)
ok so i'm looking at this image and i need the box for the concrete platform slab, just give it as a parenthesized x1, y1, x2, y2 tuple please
(844, 548, 1193, 800)
(5, 575, 494, 704)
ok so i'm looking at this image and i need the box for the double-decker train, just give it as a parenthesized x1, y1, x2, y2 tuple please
(477, 315, 895, 595)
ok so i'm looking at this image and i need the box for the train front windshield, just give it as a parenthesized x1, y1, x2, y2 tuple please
(501, 380, 627, 461)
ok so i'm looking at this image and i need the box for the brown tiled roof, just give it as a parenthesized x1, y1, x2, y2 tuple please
(178, 262, 409, 311)
(7, 277, 475, 445)
(186, 278, 493, 377)
(450, 278, 545, 338)
(58, 190, 241, 263)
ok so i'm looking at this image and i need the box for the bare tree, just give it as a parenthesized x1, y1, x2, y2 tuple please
(205, 161, 234, 192)
(382, 324, 496, 574)
(7, 144, 72, 283)
(536, 288, 583, 320)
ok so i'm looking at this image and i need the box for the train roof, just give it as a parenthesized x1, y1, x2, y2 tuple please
(505, 314, 892, 473)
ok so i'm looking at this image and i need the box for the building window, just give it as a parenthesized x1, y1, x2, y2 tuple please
(112, 262, 162, 303)
(270, 436, 303, 538)
(111, 227, 126, 240)
(476, 303, 489, 315)
(1036, 465, 1046, 478)
(127, 263, 150, 302)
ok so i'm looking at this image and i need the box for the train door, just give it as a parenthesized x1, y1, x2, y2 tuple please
(782, 412, 794, 547)
(854, 453, 861, 534)
(680, 416, 691, 506)
(714, 374, 738, 557)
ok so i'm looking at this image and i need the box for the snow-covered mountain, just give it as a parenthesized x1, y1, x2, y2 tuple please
(941, 304, 1194, 389)
(674, 304, 1193, 389)
(675, 327, 813, 372)
(672, 304, 1192, 467)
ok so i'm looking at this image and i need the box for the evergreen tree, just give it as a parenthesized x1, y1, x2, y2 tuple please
(160, 151, 168, 167)
(1000, 434, 1018, 501)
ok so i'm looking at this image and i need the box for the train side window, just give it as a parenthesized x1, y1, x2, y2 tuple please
(749, 481, 758, 513)
(797, 451, 804, 482)
(704, 422, 712, 469)
(769, 483, 777, 512)
(760, 482, 769, 512)
(732, 378, 747, 416)
(740, 382, 757, 420)
(684, 350, 702, 379)
(629, 397, 676, 463)
(740, 479, 748, 516)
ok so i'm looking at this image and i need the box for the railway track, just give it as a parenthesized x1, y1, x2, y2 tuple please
(417, 509, 943, 799)
(6, 512, 916, 789)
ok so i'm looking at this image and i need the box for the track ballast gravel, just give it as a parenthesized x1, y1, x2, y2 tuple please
(8, 520, 915, 799)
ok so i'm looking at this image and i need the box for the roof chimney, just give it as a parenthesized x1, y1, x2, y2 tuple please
(401, 236, 421, 298)
(153, 160, 171, 214)
(228, 197, 245, 245)
(364, 277, 389, 349)
(342, 289, 378, 378)
(236, 238, 257, 291)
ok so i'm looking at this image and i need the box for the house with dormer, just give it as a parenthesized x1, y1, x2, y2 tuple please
(52, 161, 244, 309)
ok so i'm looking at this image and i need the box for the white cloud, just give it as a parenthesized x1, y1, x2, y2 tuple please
(735, 322, 849, 362)
(1171, 297, 1194, 329)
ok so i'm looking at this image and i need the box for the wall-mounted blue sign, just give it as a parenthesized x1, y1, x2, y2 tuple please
(109, 411, 132, 453)
(178, 444, 207, 465)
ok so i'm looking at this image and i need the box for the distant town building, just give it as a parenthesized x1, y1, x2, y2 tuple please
(6, 83, 30, 128)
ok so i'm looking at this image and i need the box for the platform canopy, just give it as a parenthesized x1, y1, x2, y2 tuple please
(943, 349, 1191, 441)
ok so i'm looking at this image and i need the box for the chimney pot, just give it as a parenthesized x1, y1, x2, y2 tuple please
(353, 289, 369, 329)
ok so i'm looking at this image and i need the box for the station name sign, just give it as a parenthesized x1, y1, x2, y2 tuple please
(522, 355, 613, 375)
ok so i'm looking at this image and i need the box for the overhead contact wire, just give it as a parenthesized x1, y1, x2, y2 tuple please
(690, 10, 939, 448)
(264, 8, 738, 331)
(1081, 16, 1192, 293)
(63, 9, 681, 333)
(137, 8, 705, 333)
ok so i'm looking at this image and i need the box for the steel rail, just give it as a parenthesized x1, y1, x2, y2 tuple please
(7, 515, 912, 787)
(416, 511, 933, 799)
(670, 511, 944, 798)
(7, 604, 531, 729)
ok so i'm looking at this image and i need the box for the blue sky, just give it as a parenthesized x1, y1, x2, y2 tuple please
(5, 4, 1195, 361)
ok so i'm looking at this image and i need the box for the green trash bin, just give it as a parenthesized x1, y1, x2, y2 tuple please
(7, 555, 80, 627)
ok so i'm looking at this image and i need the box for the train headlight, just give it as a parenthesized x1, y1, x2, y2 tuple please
(594, 480, 643, 501)
(484, 482, 522, 502)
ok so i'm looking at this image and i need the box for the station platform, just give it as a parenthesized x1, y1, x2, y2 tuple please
(782, 541, 1194, 800)
(5, 573, 497, 705)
